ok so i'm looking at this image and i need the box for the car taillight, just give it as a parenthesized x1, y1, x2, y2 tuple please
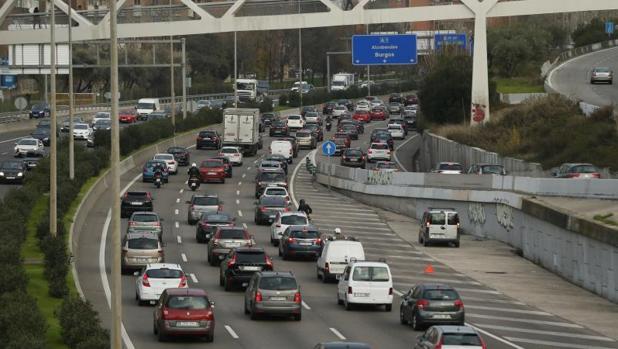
(218, 205, 223, 211)
(368, 149, 373, 154)
(142, 273, 150, 287)
(146, 193, 152, 200)
(347, 286, 352, 294)
(480, 336, 487, 349)
(129, 221, 136, 226)
(294, 292, 302, 304)
(284, 207, 290, 212)
(324, 262, 329, 272)
(162, 308, 169, 319)
(154, 221, 161, 226)
(205, 310, 214, 321)
(227, 255, 236, 269)
(260, 207, 268, 212)
(158, 249, 164, 256)
(265, 256, 273, 269)
(212, 239, 220, 247)
(287, 237, 296, 244)
(255, 291, 263, 303)
(435, 337, 443, 349)
(197, 137, 203, 141)
(416, 299, 429, 309)
(289, 149, 292, 155)
(314, 238, 321, 245)
(389, 287, 393, 295)
(454, 299, 464, 309)
(178, 274, 187, 288)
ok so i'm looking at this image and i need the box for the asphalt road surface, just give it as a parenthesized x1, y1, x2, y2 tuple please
(548, 46, 618, 107)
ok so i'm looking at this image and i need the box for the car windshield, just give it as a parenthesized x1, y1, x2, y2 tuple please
(260, 197, 286, 206)
(388, 125, 401, 130)
(205, 214, 232, 223)
(335, 106, 346, 110)
(352, 266, 390, 282)
(146, 160, 166, 168)
(75, 124, 88, 130)
(166, 296, 210, 310)
(439, 163, 463, 171)
(33, 104, 47, 110)
(137, 103, 155, 109)
(371, 143, 389, 150)
(235, 251, 266, 263)
(167, 147, 185, 153)
(260, 162, 280, 169)
(221, 148, 238, 154)
(442, 333, 482, 346)
(193, 196, 218, 206)
(95, 120, 111, 125)
(273, 121, 286, 127)
(571, 165, 598, 173)
(127, 237, 158, 249)
(371, 108, 384, 112)
(132, 214, 158, 222)
(126, 192, 147, 200)
(146, 268, 183, 279)
(218, 229, 246, 239)
(265, 187, 287, 196)
(258, 172, 286, 182)
(481, 165, 504, 174)
(423, 289, 459, 300)
(259, 276, 297, 290)
(18, 139, 37, 146)
(290, 230, 319, 238)
(281, 215, 307, 225)
(236, 82, 255, 90)
(202, 160, 223, 168)
(1, 161, 22, 169)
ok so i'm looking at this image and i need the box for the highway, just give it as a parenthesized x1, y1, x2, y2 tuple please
(74, 108, 618, 349)
(548, 46, 618, 107)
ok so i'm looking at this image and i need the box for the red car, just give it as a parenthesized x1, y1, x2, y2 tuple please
(332, 132, 351, 148)
(199, 159, 226, 183)
(153, 288, 215, 342)
(353, 110, 371, 123)
(370, 107, 387, 121)
(119, 110, 137, 123)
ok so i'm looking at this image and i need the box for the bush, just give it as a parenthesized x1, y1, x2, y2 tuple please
(0, 264, 28, 294)
(572, 18, 616, 47)
(58, 297, 110, 349)
(0, 292, 47, 348)
(42, 235, 69, 298)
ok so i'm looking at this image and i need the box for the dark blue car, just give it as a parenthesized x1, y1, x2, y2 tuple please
(142, 160, 169, 183)
(278, 225, 322, 260)
(29, 103, 50, 119)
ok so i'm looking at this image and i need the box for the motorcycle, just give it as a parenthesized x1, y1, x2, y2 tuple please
(188, 176, 200, 191)
(325, 120, 332, 132)
(154, 173, 162, 189)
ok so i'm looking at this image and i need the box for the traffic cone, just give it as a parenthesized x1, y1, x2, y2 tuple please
(424, 264, 435, 274)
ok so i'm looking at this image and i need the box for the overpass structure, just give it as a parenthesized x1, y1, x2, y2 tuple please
(1, 0, 618, 122)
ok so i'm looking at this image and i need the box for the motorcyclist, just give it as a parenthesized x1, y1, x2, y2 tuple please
(297, 199, 313, 218)
(325, 115, 332, 131)
(334, 227, 342, 237)
(188, 162, 200, 178)
(153, 163, 164, 185)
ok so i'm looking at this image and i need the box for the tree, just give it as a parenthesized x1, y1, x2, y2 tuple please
(571, 17, 615, 47)
(487, 24, 552, 77)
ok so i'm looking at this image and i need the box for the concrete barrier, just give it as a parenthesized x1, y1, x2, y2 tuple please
(499, 92, 547, 105)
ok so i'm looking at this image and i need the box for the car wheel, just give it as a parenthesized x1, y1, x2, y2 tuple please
(278, 247, 282, 257)
(418, 233, 423, 244)
(244, 302, 250, 315)
(294, 313, 302, 321)
(344, 297, 353, 311)
(337, 292, 343, 305)
(157, 328, 167, 342)
(316, 267, 322, 280)
(423, 237, 430, 247)
(153, 322, 158, 335)
(250, 306, 259, 320)
(221, 178, 226, 184)
(454, 240, 460, 248)
(224, 276, 232, 292)
(219, 272, 224, 286)
(412, 312, 422, 330)
(385, 304, 392, 312)
(400, 307, 407, 324)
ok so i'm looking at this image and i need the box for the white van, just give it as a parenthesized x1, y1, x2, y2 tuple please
(336, 260, 393, 311)
(270, 140, 294, 163)
(418, 208, 460, 247)
(316, 240, 365, 282)
(136, 98, 161, 118)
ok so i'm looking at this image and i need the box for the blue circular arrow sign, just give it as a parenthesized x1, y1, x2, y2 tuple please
(322, 140, 336, 156)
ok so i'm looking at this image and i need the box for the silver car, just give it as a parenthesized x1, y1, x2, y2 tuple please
(187, 194, 222, 225)
(591, 66, 613, 84)
(295, 130, 316, 149)
(244, 271, 302, 321)
(127, 211, 162, 240)
(121, 231, 164, 272)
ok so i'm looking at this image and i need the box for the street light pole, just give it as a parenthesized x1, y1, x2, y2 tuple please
(109, 0, 123, 347)
(68, 0, 74, 180)
(298, 0, 302, 110)
(170, 36, 175, 127)
(366, 24, 371, 96)
(181, 37, 187, 119)
(234, 31, 238, 108)
(49, 0, 57, 237)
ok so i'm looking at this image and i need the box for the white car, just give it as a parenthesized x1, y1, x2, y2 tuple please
(14, 138, 44, 157)
(434, 162, 464, 174)
(73, 123, 93, 140)
(337, 260, 393, 311)
(134, 263, 187, 305)
(270, 211, 308, 245)
(261, 185, 290, 202)
(332, 106, 348, 118)
(317, 239, 365, 282)
(387, 124, 405, 140)
(367, 142, 391, 162)
(355, 102, 370, 112)
(153, 153, 178, 174)
(304, 113, 320, 124)
(270, 140, 294, 163)
(219, 146, 243, 166)
(91, 111, 110, 127)
(286, 114, 305, 130)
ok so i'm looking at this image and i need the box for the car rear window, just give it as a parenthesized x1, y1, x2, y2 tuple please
(265, 187, 287, 196)
(199, 131, 216, 137)
(439, 163, 463, 171)
(281, 215, 307, 225)
(218, 229, 247, 239)
(205, 214, 232, 223)
(127, 237, 158, 250)
(221, 148, 238, 154)
(259, 276, 298, 290)
(235, 251, 266, 263)
(422, 289, 459, 300)
(258, 172, 286, 182)
(429, 212, 446, 225)
(288, 115, 301, 120)
(166, 296, 210, 309)
(290, 230, 319, 239)
(571, 165, 598, 173)
(377, 162, 396, 169)
(388, 125, 402, 129)
(132, 214, 158, 222)
(260, 197, 286, 206)
(193, 196, 218, 205)
(448, 213, 459, 225)
(352, 266, 390, 282)
(371, 143, 389, 150)
(147, 268, 183, 278)
(296, 131, 311, 137)
(442, 333, 482, 346)
(202, 160, 223, 168)
(345, 150, 362, 156)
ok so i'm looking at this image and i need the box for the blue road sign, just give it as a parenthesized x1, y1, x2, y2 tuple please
(435, 33, 467, 50)
(606, 21, 615, 34)
(352, 34, 417, 66)
(322, 140, 336, 156)
(0, 75, 16, 89)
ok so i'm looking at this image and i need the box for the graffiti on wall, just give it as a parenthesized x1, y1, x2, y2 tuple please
(468, 203, 486, 225)
(496, 203, 514, 231)
(367, 170, 392, 185)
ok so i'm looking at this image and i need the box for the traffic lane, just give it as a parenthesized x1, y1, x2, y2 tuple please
(549, 46, 618, 107)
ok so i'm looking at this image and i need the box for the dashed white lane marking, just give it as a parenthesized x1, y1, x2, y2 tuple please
(190, 273, 198, 283)
(184, 180, 188, 184)
(475, 324, 616, 342)
(236, 199, 240, 205)
(466, 323, 525, 349)
(242, 173, 246, 178)
(179, 189, 184, 194)
(238, 181, 242, 186)
(242, 223, 248, 229)
(175, 221, 179, 228)
(502, 337, 617, 349)
(176, 198, 180, 203)
(225, 325, 240, 339)
(246, 167, 251, 171)
(301, 301, 311, 310)
(329, 328, 346, 340)
(177, 236, 182, 244)
(236, 190, 240, 196)
(238, 210, 243, 217)
(181, 253, 187, 262)
(1, 152, 7, 155)
(174, 209, 179, 215)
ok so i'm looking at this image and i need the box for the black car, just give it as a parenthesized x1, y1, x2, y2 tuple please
(196, 212, 235, 243)
(400, 284, 465, 330)
(0, 160, 27, 184)
(36, 119, 51, 130)
(147, 112, 169, 121)
(322, 101, 337, 115)
(254, 196, 289, 225)
(263, 154, 289, 174)
(372, 132, 394, 150)
(196, 130, 222, 149)
(270, 120, 289, 137)
(341, 148, 366, 169)
(403, 111, 417, 129)
(404, 94, 418, 106)
(31, 128, 51, 146)
(337, 99, 354, 111)
(212, 156, 233, 178)
(278, 225, 323, 260)
(337, 123, 359, 140)
(255, 169, 287, 198)
(120, 191, 153, 218)
(166, 146, 190, 166)
(304, 123, 324, 142)
(389, 93, 403, 104)
(29, 103, 50, 119)
(339, 118, 364, 134)
(261, 112, 279, 127)
(301, 105, 318, 117)
(219, 247, 273, 291)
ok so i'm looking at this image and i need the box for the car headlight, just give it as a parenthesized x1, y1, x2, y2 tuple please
(17, 172, 23, 177)
(0, 172, 4, 176)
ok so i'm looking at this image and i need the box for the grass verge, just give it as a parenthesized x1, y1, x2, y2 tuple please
(495, 77, 545, 94)
(593, 213, 618, 226)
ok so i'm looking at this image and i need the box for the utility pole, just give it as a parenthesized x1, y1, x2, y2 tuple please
(234, 31, 238, 108)
(170, 36, 175, 128)
(68, 0, 74, 180)
(181, 38, 187, 119)
(49, 0, 57, 237)
(366, 24, 371, 96)
(298, 0, 302, 110)
(109, 0, 122, 347)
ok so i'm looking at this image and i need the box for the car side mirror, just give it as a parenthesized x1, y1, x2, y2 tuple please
(210, 301, 216, 307)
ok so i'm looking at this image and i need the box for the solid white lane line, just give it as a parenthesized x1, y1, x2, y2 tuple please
(290, 151, 315, 207)
(225, 325, 240, 339)
(236, 199, 240, 205)
(301, 301, 311, 310)
(242, 223, 247, 229)
(242, 173, 246, 178)
(176, 198, 180, 203)
(465, 305, 552, 316)
(461, 296, 525, 305)
(393, 134, 418, 172)
(238, 181, 242, 186)
(236, 190, 240, 196)
(179, 189, 184, 194)
(174, 209, 179, 215)
(393, 289, 404, 296)
(502, 337, 616, 349)
(190, 273, 198, 283)
(181, 253, 188, 262)
(465, 323, 525, 349)
(184, 180, 188, 185)
(392, 275, 481, 286)
(329, 328, 346, 341)
(238, 210, 243, 217)
(474, 324, 616, 342)
(466, 314, 583, 328)
(177, 235, 182, 244)
(175, 221, 179, 228)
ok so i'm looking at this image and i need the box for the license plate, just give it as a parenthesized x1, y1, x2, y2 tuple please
(208, 172, 216, 175)
(432, 314, 451, 319)
(270, 296, 286, 301)
(177, 321, 199, 327)
(131, 202, 142, 205)
(227, 242, 240, 247)
(240, 266, 262, 271)
(6, 177, 15, 179)
(353, 292, 369, 297)
(299, 242, 312, 246)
